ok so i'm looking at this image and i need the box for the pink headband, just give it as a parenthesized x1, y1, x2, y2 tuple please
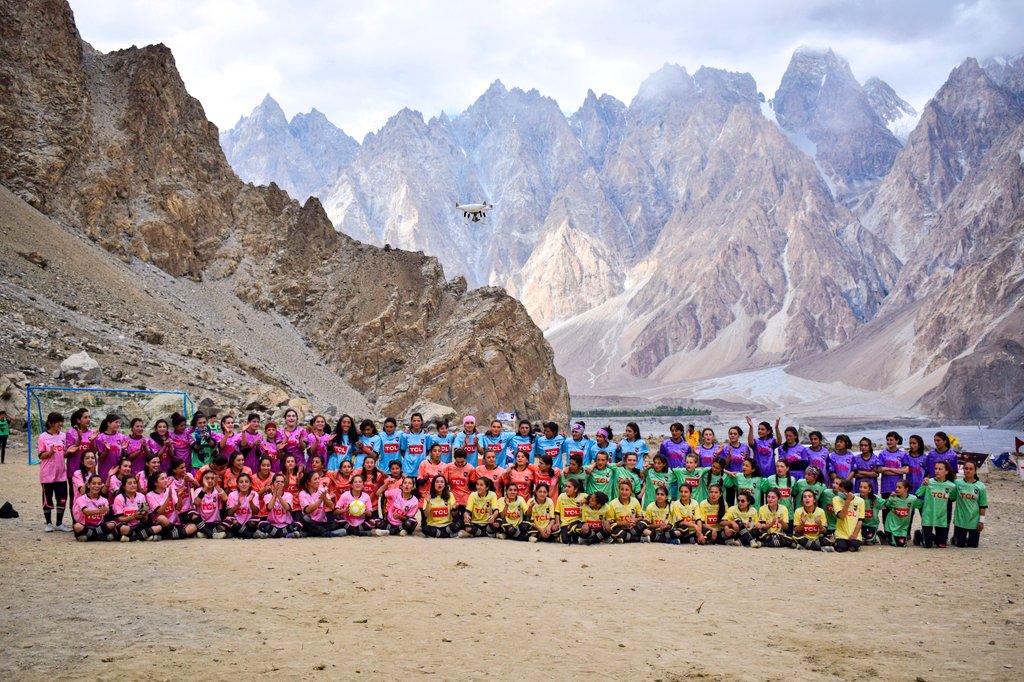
(572, 424, 584, 434)
(463, 416, 476, 425)
(597, 428, 610, 438)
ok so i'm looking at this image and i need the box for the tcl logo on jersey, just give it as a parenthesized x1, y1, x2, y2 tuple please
(803, 523, 819, 533)
(517, 443, 531, 453)
(562, 507, 580, 518)
(408, 445, 424, 455)
(383, 443, 399, 453)
(487, 444, 503, 452)
(894, 507, 910, 518)
(333, 444, 349, 455)
(431, 506, 449, 518)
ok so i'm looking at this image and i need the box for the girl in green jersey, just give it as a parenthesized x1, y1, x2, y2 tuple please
(882, 480, 917, 547)
(858, 479, 883, 544)
(642, 454, 674, 509)
(913, 460, 956, 548)
(952, 460, 987, 548)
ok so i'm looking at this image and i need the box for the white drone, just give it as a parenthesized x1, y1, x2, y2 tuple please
(455, 201, 492, 222)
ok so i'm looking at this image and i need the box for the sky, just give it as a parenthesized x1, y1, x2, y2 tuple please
(68, 0, 1024, 140)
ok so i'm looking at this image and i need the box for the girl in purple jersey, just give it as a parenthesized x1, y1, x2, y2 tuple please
(745, 416, 780, 478)
(925, 431, 959, 481)
(658, 422, 692, 469)
(852, 437, 880, 494)
(719, 426, 751, 474)
(904, 435, 928, 492)
(804, 431, 830, 474)
(697, 428, 719, 468)
(827, 435, 856, 486)
(877, 431, 909, 504)
(776, 426, 808, 480)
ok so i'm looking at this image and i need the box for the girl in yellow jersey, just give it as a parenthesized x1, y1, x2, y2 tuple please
(578, 491, 613, 545)
(723, 491, 760, 547)
(461, 477, 499, 538)
(642, 486, 677, 544)
(496, 482, 529, 541)
(555, 478, 587, 544)
(526, 482, 558, 542)
(609, 479, 646, 543)
(423, 474, 456, 538)
(697, 484, 727, 545)
(793, 488, 832, 552)
(756, 488, 792, 547)
(671, 484, 701, 544)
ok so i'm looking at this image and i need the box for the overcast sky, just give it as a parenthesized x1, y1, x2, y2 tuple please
(68, 0, 1024, 140)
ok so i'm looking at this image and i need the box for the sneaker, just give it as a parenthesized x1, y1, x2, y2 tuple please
(821, 545, 835, 553)
(937, 543, 947, 549)
(603, 537, 615, 544)
(528, 536, 538, 543)
(252, 531, 268, 539)
(796, 544, 806, 550)
(212, 531, 227, 540)
(120, 534, 130, 543)
(55, 524, 73, 532)
(284, 532, 297, 539)
(669, 538, 682, 545)
(149, 534, 162, 542)
(75, 534, 88, 542)
(750, 541, 761, 549)
(725, 539, 740, 547)
(44, 523, 54, 533)
(399, 529, 408, 537)
(640, 536, 650, 543)
(496, 533, 507, 540)
(331, 528, 348, 537)
(458, 530, 471, 539)
(615, 538, 625, 544)
(372, 529, 390, 537)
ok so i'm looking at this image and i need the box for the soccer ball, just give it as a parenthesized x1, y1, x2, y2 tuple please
(348, 500, 366, 517)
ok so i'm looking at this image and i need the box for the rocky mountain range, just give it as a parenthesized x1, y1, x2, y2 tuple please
(0, 0, 569, 425)
(221, 44, 1024, 427)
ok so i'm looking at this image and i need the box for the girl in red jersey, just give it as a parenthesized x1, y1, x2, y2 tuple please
(225, 472, 261, 538)
(444, 448, 477, 530)
(503, 450, 536, 502)
(72, 474, 114, 541)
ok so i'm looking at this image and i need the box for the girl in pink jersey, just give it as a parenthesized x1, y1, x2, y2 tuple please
(72, 474, 114, 541)
(112, 476, 161, 542)
(260, 473, 302, 538)
(146, 470, 197, 540)
(166, 413, 192, 464)
(137, 454, 162, 493)
(149, 419, 173, 471)
(64, 408, 95, 484)
(374, 475, 420, 536)
(94, 414, 127, 481)
(238, 413, 264, 471)
(72, 451, 101, 510)
(260, 423, 282, 473)
(192, 468, 228, 539)
(107, 458, 134, 503)
(336, 474, 375, 535)
(38, 412, 71, 532)
(214, 415, 242, 462)
(279, 409, 308, 469)
(225, 472, 262, 538)
(305, 415, 331, 467)
(125, 418, 154, 475)
(299, 471, 346, 537)
(169, 458, 198, 523)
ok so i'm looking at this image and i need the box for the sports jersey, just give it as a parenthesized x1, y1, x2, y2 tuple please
(452, 431, 482, 467)
(377, 432, 403, 469)
(563, 436, 596, 467)
(670, 500, 700, 526)
(658, 438, 692, 469)
(529, 498, 556, 529)
(757, 504, 789, 534)
(506, 435, 535, 468)
(474, 464, 506, 497)
(792, 479, 825, 509)
(585, 465, 618, 498)
(425, 495, 454, 527)
(641, 468, 674, 509)
(443, 462, 477, 506)
(827, 452, 856, 484)
(804, 446, 830, 476)
(883, 494, 917, 538)
(644, 502, 674, 527)
(499, 495, 528, 526)
(878, 448, 909, 495)
(776, 442, 808, 480)
(831, 494, 865, 540)
(723, 504, 758, 528)
(793, 507, 827, 539)
(860, 494, 883, 528)
(400, 430, 429, 476)
(616, 438, 649, 467)
(732, 473, 762, 505)
(555, 492, 587, 524)
(914, 479, 956, 527)
(426, 433, 454, 463)
(752, 436, 777, 478)
(504, 465, 536, 500)
(698, 500, 726, 530)
(953, 479, 987, 530)
(761, 475, 797, 515)
(466, 491, 499, 525)
(480, 432, 512, 467)
(852, 453, 880, 494)
(720, 443, 751, 473)
(609, 496, 643, 524)
(580, 502, 613, 530)
(532, 435, 566, 468)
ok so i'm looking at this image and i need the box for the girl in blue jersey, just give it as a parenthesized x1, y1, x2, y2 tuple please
(327, 414, 359, 471)
(616, 422, 648, 467)
(377, 417, 403, 470)
(452, 416, 481, 467)
(506, 420, 535, 468)
(532, 422, 566, 468)
(563, 422, 595, 467)
(355, 419, 380, 470)
(479, 419, 512, 469)
(428, 420, 455, 464)
(593, 426, 617, 463)
(399, 412, 429, 477)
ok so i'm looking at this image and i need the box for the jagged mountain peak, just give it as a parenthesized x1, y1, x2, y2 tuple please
(633, 63, 695, 104)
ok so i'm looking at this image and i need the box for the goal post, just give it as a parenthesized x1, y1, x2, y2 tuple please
(24, 385, 194, 465)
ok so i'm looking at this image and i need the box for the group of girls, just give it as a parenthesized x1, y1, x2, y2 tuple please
(38, 408, 988, 551)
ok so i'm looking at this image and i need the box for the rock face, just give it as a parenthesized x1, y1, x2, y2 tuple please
(772, 48, 904, 201)
(863, 77, 917, 140)
(220, 95, 359, 201)
(60, 351, 102, 384)
(0, 0, 569, 424)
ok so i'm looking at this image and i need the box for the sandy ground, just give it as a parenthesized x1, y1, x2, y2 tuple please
(1, 438, 1022, 681)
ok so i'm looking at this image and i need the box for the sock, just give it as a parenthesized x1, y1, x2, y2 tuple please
(44, 509, 52, 525)
(56, 507, 65, 525)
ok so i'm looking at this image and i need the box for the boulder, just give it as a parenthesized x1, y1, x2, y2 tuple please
(408, 401, 458, 426)
(60, 351, 102, 384)
(135, 325, 164, 345)
(242, 384, 289, 411)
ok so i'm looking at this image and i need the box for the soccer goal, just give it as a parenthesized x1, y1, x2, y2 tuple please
(24, 385, 194, 465)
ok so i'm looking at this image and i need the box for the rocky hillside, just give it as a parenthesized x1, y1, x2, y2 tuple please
(0, 0, 569, 424)
(218, 36, 1023, 425)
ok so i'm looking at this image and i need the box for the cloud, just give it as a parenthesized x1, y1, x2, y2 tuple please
(67, 0, 1024, 139)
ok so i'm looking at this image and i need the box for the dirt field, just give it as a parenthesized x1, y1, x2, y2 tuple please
(0, 439, 1021, 681)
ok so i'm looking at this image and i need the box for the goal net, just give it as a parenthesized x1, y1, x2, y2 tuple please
(25, 385, 194, 464)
